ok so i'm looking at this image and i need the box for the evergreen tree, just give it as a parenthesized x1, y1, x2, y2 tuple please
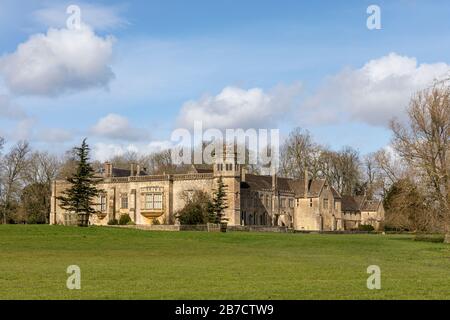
(206, 201, 216, 223)
(210, 176, 228, 224)
(57, 139, 102, 227)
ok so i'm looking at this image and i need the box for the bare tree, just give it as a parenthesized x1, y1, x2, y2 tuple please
(0, 141, 31, 224)
(384, 178, 430, 232)
(21, 152, 60, 223)
(109, 150, 140, 168)
(319, 146, 361, 196)
(279, 128, 321, 179)
(142, 149, 181, 175)
(26, 152, 60, 185)
(391, 84, 450, 239)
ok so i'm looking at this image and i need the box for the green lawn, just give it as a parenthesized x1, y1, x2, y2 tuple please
(0, 225, 449, 299)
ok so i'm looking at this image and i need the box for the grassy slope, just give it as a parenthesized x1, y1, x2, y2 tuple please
(0, 225, 449, 300)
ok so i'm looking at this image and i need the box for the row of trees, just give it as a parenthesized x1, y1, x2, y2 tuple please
(280, 84, 449, 233)
(389, 84, 449, 233)
(0, 137, 231, 226)
(0, 140, 59, 224)
(1, 84, 448, 235)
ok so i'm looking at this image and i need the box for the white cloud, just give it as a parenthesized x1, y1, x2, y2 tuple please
(304, 53, 450, 127)
(0, 95, 27, 119)
(0, 25, 115, 96)
(177, 83, 302, 129)
(91, 113, 147, 141)
(36, 128, 73, 143)
(13, 118, 36, 141)
(33, 2, 129, 31)
(92, 140, 173, 162)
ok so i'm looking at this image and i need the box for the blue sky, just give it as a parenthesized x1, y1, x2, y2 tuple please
(1, 0, 450, 160)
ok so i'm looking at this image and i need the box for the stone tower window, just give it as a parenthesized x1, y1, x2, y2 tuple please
(100, 195, 107, 212)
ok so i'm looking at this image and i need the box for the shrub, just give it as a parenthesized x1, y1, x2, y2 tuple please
(176, 202, 208, 225)
(152, 219, 161, 225)
(119, 214, 132, 225)
(107, 218, 118, 225)
(358, 224, 375, 232)
(176, 190, 212, 225)
(383, 224, 407, 232)
(126, 221, 136, 226)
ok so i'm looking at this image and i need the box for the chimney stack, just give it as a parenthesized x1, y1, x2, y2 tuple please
(130, 163, 135, 177)
(241, 167, 247, 182)
(136, 164, 141, 176)
(104, 162, 113, 177)
(272, 172, 277, 190)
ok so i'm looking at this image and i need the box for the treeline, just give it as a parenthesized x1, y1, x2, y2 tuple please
(0, 141, 58, 224)
(1, 84, 448, 233)
(0, 141, 188, 224)
(279, 84, 449, 233)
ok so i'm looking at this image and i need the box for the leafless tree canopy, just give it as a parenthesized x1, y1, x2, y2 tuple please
(0, 141, 31, 223)
(391, 84, 450, 232)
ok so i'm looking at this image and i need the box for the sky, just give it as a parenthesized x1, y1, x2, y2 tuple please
(1, 0, 450, 161)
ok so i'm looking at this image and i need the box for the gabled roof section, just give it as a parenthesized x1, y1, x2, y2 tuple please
(341, 195, 361, 212)
(287, 179, 325, 198)
(362, 200, 382, 212)
(330, 186, 341, 199)
(341, 195, 381, 212)
(238, 172, 337, 199)
(240, 174, 295, 193)
(241, 174, 272, 190)
(189, 164, 213, 174)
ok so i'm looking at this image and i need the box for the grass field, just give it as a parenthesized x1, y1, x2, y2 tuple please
(1, 225, 449, 300)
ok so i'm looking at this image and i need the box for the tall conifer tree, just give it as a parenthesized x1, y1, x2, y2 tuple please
(210, 176, 228, 224)
(57, 139, 101, 226)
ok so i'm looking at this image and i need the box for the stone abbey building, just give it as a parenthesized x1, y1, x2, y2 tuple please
(50, 152, 384, 231)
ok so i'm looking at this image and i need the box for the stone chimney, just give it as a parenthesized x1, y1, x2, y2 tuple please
(272, 173, 277, 190)
(241, 167, 247, 182)
(304, 167, 309, 199)
(130, 163, 135, 176)
(136, 164, 141, 176)
(104, 162, 113, 178)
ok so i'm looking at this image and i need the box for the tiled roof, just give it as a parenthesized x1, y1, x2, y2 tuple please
(189, 164, 214, 173)
(354, 195, 366, 208)
(241, 174, 326, 198)
(111, 168, 147, 177)
(287, 179, 325, 198)
(341, 195, 382, 212)
(330, 186, 341, 199)
(241, 174, 272, 190)
(362, 200, 381, 212)
(341, 195, 360, 212)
